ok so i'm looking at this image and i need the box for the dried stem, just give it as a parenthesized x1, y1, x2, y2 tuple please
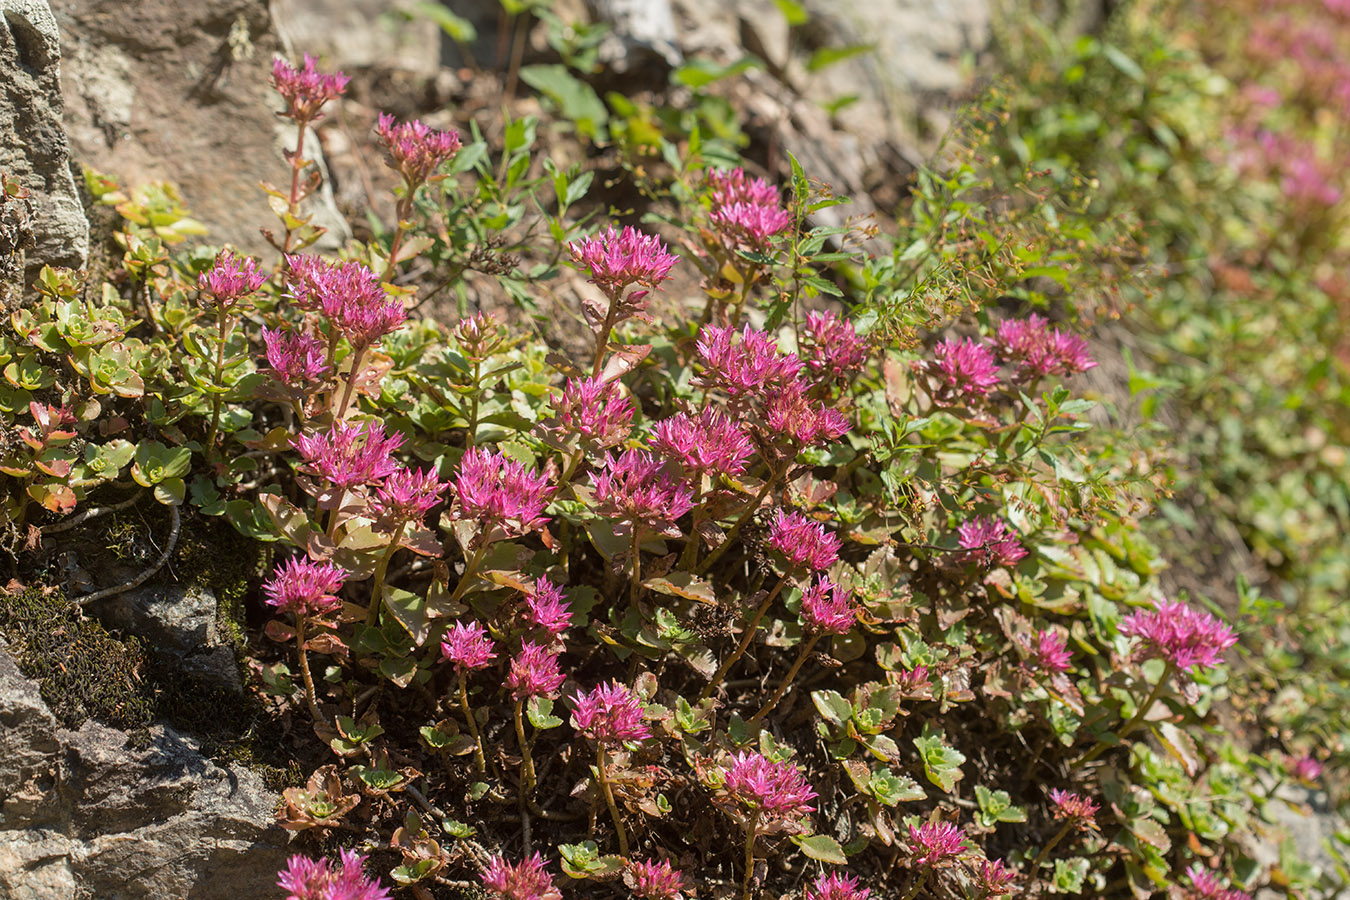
(365, 521, 406, 626)
(741, 813, 761, 900)
(699, 573, 791, 702)
(596, 744, 629, 857)
(1075, 661, 1175, 766)
(697, 460, 788, 575)
(294, 614, 325, 724)
(513, 699, 538, 802)
(1029, 821, 1073, 870)
(751, 632, 821, 724)
(459, 671, 487, 775)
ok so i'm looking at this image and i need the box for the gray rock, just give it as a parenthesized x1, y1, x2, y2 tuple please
(0, 644, 290, 900)
(0, 0, 90, 283)
(272, 0, 442, 76)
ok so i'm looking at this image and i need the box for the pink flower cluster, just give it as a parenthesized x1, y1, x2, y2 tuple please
(650, 408, 755, 478)
(907, 821, 969, 867)
(1118, 599, 1238, 674)
(802, 311, 870, 385)
(569, 225, 679, 296)
(481, 853, 562, 900)
(590, 449, 694, 532)
(287, 256, 406, 351)
(277, 850, 389, 900)
(705, 167, 793, 249)
(554, 377, 634, 448)
(570, 681, 651, 747)
(506, 641, 566, 700)
(806, 872, 870, 900)
(767, 508, 841, 571)
(957, 515, 1028, 567)
(994, 314, 1097, 378)
(262, 327, 330, 388)
(801, 576, 858, 635)
(375, 113, 461, 188)
(370, 465, 445, 526)
(453, 447, 554, 540)
(696, 324, 803, 399)
(293, 420, 405, 489)
(1049, 788, 1099, 830)
(1027, 628, 1072, 673)
(270, 54, 349, 124)
(914, 317, 1096, 404)
(977, 859, 1017, 896)
(524, 576, 572, 637)
(440, 621, 497, 672)
(1186, 864, 1251, 900)
(627, 859, 686, 900)
(915, 337, 1000, 403)
(263, 557, 347, 618)
(1289, 753, 1323, 782)
(198, 250, 266, 310)
(722, 751, 817, 822)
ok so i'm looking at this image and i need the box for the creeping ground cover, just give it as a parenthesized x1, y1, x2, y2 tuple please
(4, 6, 1347, 899)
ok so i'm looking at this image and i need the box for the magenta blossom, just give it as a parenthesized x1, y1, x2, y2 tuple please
(286, 256, 406, 349)
(957, 515, 1028, 567)
(263, 557, 347, 619)
(1289, 754, 1323, 782)
(800, 576, 858, 635)
(278, 849, 390, 900)
(370, 465, 445, 526)
(1049, 789, 1099, 830)
(762, 382, 852, 447)
(695, 323, 804, 399)
(440, 621, 497, 672)
(505, 642, 566, 701)
(767, 508, 841, 571)
(524, 576, 572, 636)
(1187, 864, 1250, 900)
(554, 377, 634, 448)
(453, 447, 554, 539)
(915, 337, 1000, 402)
(626, 859, 685, 900)
(376, 113, 461, 188)
(570, 681, 651, 747)
(806, 872, 870, 900)
(896, 665, 931, 695)
(292, 420, 405, 489)
(1027, 628, 1072, 673)
(650, 408, 756, 478)
(270, 54, 349, 124)
(481, 853, 562, 900)
(198, 250, 266, 310)
(907, 821, 969, 867)
(722, 751, 817, 822)
(569, 225, 679, 295)
(1118, 599, 1238, 675)
(706, 167, 781, 208)
(590, 448, 694, 533)
(710, 201, 793, 249)
(977, 859, 1017, 896)
(995, 315, 1096, 377)
(262, 327, 330, 387)
(802, 311, 870, 383)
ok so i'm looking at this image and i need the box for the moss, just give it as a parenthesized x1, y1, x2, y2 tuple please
(172, 508, 265, 652)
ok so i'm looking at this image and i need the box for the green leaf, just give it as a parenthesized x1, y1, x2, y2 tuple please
(519, 65, 609, 136)
(671, 56, 762, 89)
(411, 0, 477, 41)
(975, 785, 1027, 826)
(868, 769, 925, 806)
(806, 43, 875, 73)
(811, 689, 852, 726)
(383, 585, 430, 645)
(791, 834, 847, 865)
(527, 696, 563, 730)
(772, 0, 808, 25)
(1052, 857, 1089, 893)
(914, 724, 966, 792)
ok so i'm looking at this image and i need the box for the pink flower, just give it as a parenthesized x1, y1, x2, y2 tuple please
(1118, 600, 1238, 675)
(271, 54, 349, 124)
(722, 751, 817, 822)
(505, 642, 566, 700)
(1049, 789, 1099, 830)
(453, 447, 554, 540)
(706, 167, 781, 208)
(915, 337, 1000, 402)
(650, 408, 756, 477)
(907, 821, 969, 867)
(263, 557, 347, 619)
(569, 225, 679, 295)
(453, 311, 505, 360)
(800, 576, 857, 635)
(285, 256, 406, 350)
(1289, 754, 1323, 782)
(626, 859, 686, 900)
(710, 201, 793, 249)
(695, 324, 803, 399)
(763, 382, 852, 446)
(440, 621, 497, 672)
(554, 377, 634, 448)
(278, 850, 390, 900)
(292, 420, 405, 489)
(1187, 864, 1250, 900)
(995, 316, 1096, 377)
(262, 327, 330, 387)
(376, 113, 461, 187)
(571, 681, 651, 747)
(977, 859, 1017, 896)
(481, 853, 562, 900)
(370, 465, 445, 526)
(590, 449, 695, 532)
(524, 576, 572, 636)
(802, 311, 870, 383)
(198, 250, 266, 310)
(1028, 628, 1072, 673)
(957, 516, 1027, 567)
(767, 508, 841, 571)
(806, 872, 870, 900)
(896, 665, 930, 695)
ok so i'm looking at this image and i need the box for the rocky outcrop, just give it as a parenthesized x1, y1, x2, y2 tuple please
(0, 0, 90, 283)
(0, 644, 290, 900)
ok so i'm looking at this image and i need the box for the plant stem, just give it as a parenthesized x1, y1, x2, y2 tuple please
(465, 359, 482, 448)
(629, 526, 642, 608)
(366, 520, 406, 625)
(1029, 821, 1073, 870)
(699, 574, 791, 702)
(1076, 661, 1175, 766)
(596, 744, 629, 856)
(325, 488, 346, 541)
(900, 868, 929, 900)
(512, 699, 538, 802)
(591, 289, 620, 379)
(696, 461, 788, 576)
(334, 345, 367, 420)
(294, 615, 324, 724)
(450, 542, 490, 604)
(750, 632, 821, 724)
(461, 671, 489, 775)
(741, 813, 761, 900)
(205, 311, 231, 459)
(678, 480, 705, 569)
(283, 121, 308, 254)
(381, 193, 414, 282)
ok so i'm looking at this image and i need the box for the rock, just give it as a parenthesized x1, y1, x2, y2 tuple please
(0, 0, 91, 282)
(272, 0, 442, 76)
(51, 0, 349, 255)
(590, 0, 683, 72)
(0, 643, 291, 900)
